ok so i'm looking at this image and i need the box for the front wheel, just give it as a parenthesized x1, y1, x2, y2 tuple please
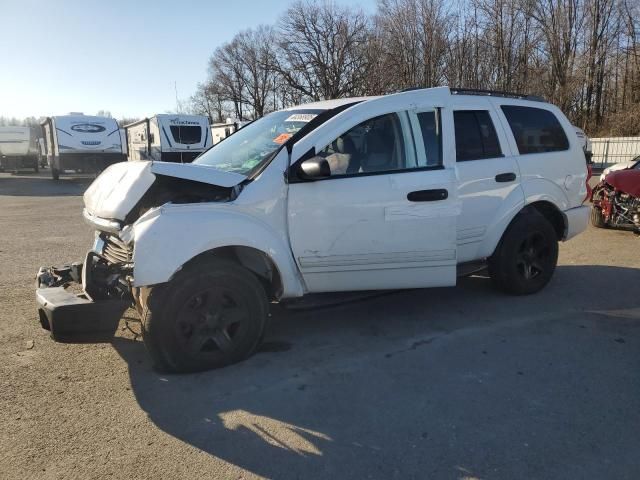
(51, 167, 60, 180)
(488, 210, 559, 295)
(141, 258, 268, 373)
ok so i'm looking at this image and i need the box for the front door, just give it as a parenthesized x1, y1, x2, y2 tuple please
(287, 109, 459, 293)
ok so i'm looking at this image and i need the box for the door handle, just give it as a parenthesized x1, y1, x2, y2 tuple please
(407, 189, 448, 202)
(495, 172, 516, 182)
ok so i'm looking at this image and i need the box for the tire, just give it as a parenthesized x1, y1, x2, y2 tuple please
(51, 167, 59, 180)
(488, 210, 559, 295)
(34, 163, 39, 173)
(141, 258, 268, 373)
(590, 205, 606, 228)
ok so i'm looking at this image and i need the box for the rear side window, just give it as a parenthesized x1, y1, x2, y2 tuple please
(170, 125, 201, 144)
(501, 106, 569, 154)
(453, 110, 502, 161)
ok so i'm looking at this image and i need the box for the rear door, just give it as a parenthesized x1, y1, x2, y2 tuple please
(287, 101, 459, 293)
(448, 97, 524, 262)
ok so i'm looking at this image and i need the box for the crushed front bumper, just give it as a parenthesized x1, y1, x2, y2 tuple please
(36, 258, 130, 342)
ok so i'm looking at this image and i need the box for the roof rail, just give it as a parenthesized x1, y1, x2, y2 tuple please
(450, 87, 545, 102)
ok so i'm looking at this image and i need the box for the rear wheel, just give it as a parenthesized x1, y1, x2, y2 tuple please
(51, 167, 59, 180)
(142, 258, 268, 373)
(590, 205, 606, 228)
(488, 210, 559, 295)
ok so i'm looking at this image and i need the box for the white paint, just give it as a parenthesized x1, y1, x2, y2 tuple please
(81, 87, 590, 298)
(84, 161, 155, 221)
(0, 126, 38, 157)
(42, 115, 123, 155)
(149, 161, 246, 187)
(125, 114, 212, 161)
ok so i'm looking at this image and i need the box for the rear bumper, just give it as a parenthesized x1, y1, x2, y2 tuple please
(563, 205, 590, 241)
(36, 261, 130, 342)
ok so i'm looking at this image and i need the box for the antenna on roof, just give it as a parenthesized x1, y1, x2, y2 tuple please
(174, 81, 180, 113)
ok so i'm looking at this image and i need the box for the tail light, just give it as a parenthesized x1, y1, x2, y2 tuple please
(584, 163, 593, 203)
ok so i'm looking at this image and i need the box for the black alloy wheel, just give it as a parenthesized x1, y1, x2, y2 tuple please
(175, 288, 251, 357)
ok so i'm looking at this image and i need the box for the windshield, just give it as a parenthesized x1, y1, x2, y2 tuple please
(194, 109, 324, 175)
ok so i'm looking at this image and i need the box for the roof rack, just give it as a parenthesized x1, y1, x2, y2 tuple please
(400, 86, 425, 93)
(450, 87, 545, 102)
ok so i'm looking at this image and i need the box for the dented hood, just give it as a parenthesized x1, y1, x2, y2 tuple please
(605, 169, 640, 197)
(83, 161, 246, 221)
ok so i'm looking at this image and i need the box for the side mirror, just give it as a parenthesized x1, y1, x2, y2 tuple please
(298, 156, 331, 180)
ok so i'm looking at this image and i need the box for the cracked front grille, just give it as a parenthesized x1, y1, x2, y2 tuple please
(102, 235, 133, 264)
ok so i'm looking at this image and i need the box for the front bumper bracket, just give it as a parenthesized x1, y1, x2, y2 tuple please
(36, 264, 130, 342)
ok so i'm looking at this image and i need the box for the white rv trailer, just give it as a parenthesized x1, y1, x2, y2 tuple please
(41, 114, 126, 180)
(125, 114, 212, 163)
(0, 126, 40, 172)
(210, 119, 251, 145)
(210, 122, 237, 145)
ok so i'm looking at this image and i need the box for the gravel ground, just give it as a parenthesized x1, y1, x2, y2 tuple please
(1, 170, 639, 480)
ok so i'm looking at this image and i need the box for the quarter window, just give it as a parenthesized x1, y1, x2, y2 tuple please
(501, 105, 569, 154)
(453, 110, 502, 162)
(318, 113, 409, 176)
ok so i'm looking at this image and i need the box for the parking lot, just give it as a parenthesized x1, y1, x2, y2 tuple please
(1, 169, 639, 479)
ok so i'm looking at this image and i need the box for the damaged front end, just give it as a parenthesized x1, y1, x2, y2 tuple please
(36, 160, 244, 342)
(36, 250, 132, 342)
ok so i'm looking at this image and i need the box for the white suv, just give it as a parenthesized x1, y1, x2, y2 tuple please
(36, 87, 590, 372)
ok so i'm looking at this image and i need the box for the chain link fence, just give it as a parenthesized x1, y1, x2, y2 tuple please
(590, 137, 640, 169)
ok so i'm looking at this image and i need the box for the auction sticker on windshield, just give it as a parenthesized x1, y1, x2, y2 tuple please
(285, 113, 317, 123)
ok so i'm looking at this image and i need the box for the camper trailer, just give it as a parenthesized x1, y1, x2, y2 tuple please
(41, 114, 126, 180)
(210, 122, 236, 145)
(125, 114, 212, 163)
(210, 120, 251, 145)
(0, 126, 40, 172)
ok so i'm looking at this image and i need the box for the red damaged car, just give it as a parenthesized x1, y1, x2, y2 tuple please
(590, 166, 640, 233)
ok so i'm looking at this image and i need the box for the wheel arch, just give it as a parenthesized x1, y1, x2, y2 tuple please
(480, 199, 567, 259)
(177, 246, 285, 301)
(527, 200, 566, 240)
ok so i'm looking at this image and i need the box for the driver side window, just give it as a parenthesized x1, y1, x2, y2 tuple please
(317, 113, 410, 177)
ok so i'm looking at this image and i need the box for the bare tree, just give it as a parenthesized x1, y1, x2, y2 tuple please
(185, 0, 638, 135)
(532, 0, 585, 111)
(275, 1, 371, 100)
(376, 0, 452, 90)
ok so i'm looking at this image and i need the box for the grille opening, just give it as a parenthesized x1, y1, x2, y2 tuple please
(102, 235, 132, 264)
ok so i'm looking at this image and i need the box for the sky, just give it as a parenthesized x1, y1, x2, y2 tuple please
(0, 0, 377, 120)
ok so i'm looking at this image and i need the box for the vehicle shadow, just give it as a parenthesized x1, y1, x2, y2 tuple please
(0, 171, 94, 196)
(111, 264, 640, 479)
